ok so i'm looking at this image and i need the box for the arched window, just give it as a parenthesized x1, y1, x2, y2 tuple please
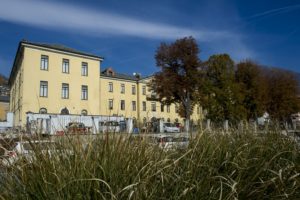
(60, 107, 69, 115)
(81, 109, 88, 116)
(167, 118, 170, 122)
(39, 108, 47, 114)
(175, 118, 179, 123)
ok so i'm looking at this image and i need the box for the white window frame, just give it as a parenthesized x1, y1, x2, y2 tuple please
(109, 82, 113, 92)
(81, 62, 88, 76)
(132, 101, 136, 111)
(121, 83, 125, 94)
(62, 59, 69, 73)
(40, 55, 48, 70)
(81, 85, 88, 100)
(132, 85, 136, 95)
(40, 81, 48, 97)
(61, 83, 69, 99)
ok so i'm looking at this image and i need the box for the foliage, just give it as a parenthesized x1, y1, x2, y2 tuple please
(151, 36, 201, 131)
(201, 54, 244, 123)
(235, 60, 267, 120)
(264, 68, 300, 120)
(1, 131, 299, 200)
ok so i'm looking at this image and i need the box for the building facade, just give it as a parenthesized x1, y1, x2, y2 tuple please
(9, 41, 202, 128)
(9, 41, 102, 126)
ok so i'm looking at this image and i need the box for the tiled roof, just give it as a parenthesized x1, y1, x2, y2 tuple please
(101, 69, 140, 81)
(22, 40, 103, 59)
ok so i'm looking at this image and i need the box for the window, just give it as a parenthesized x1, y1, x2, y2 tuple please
(132, 85, 136, 95)
(167, 105, 170, 113)
(175, 105, 179, 113)
(142, 86, 146, 95)
(61, 83, 69, 99)
(39, 108, 47, 114)
(109, 99, 113, 110)
(81, 62, 88, 76)
(120, 100, 125, 110)
(81, 85, 88, 100)
(62, 59, 69, 73)
(161, 104, 164, 112)
(132, 101, 136, 111)
(121, 83, 125, 94)
(40, 81, 48, 97)
(40, 55, 48, 70)
(81, 109, 88, 116)
(142, 101, 146, 111)
(61, 107, 69, 115)
(109, 82, 113, 92)
(151, 102, 156, 112)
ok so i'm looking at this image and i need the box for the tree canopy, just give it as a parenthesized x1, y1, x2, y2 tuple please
(151, 36, 201, 132)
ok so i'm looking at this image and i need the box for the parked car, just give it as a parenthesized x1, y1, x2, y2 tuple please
(163, 123, 180, 133)
(151, 135, 189, 150)
(66, 122, 91, 134)
(1, 140, 71, 167)
(99, 121, 120, 133)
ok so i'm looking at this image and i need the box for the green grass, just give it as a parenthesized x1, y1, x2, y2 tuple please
(0, 130, 299, 200)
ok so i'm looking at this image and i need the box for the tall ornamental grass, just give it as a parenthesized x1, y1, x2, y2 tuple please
(0, 130, 299, 199)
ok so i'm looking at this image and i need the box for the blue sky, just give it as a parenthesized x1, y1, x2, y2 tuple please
(0, 0, 300, 78)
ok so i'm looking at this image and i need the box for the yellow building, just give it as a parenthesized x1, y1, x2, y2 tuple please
(9, 40, 202, 128)
(0, 96, 10, 121)
(100, 68, 202, 126)
(9, 40, 103, 126)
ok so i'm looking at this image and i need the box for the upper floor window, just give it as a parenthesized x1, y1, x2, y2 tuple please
(40, 55, 48, 70)
(132, 101, 136, 111)
(62, 59, 69, 73)
(81, 85, 88, 100)
(167, 105, 170, 113)
(142, 101, 146, 111)
(161, 104, 164, 112)
(108, 82, 113, 92)
(61, 83, 69, 99)
(40, 81, 48, 97)
(151, 102, 156, 112)
(81, 62, 88, 76)
(132, 85, 136, 95)
(120, 100, 125, 110)
(39, 108, 47, 114)
(109, 99, 113, 110)
(142, 86, 146, 95)
(121, 83, 125, 94)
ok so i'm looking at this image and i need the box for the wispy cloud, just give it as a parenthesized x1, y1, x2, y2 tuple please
(246, 4, 300, 20)
(0, 0, 233, 41)
(0, 0, 255, 60)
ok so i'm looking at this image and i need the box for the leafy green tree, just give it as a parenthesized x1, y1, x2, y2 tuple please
(235, 60, 267, 120)
(151, 37, 201, 132)
(265, 69, 300, 120)
(202, 54, 244, 123)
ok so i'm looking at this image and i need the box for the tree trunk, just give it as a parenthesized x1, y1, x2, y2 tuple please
(184, 92, 191, 133)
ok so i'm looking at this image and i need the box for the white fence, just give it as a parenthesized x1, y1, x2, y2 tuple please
(0, 112, 13, 133)
(26, 113, 132, 135)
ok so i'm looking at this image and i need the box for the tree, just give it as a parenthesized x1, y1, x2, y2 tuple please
(151, 36, 201, 132)
(202, 54, 244, 124)
(265, 69, 300, 121)
(235, 60, 267, 120)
